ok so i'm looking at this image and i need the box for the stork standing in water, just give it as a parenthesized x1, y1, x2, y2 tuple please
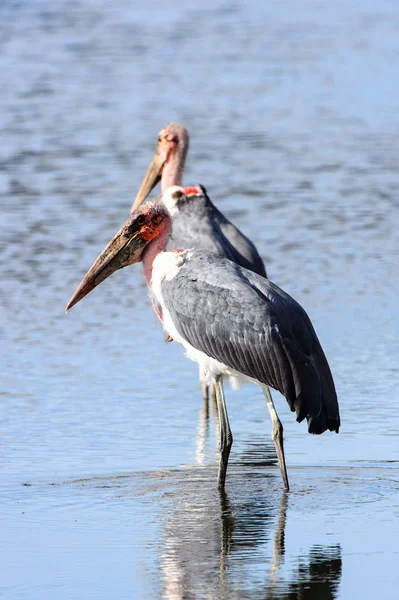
(67, 186, 340, 491)
(132, 123, 267, 402)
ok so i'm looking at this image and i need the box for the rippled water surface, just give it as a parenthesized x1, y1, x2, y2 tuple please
(0, 1, 398, 598)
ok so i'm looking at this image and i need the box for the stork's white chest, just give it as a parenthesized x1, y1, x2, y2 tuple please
(150, 250, 189, 306)
(149, 249, 192, 346)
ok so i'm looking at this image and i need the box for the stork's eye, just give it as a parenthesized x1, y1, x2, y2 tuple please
(171, 190, 184, 201)
(165, 134, 178, 143)
(135, 214, 146, 226)
(158, 136, 162, 143)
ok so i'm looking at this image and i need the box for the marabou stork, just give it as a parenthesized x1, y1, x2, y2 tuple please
(66, 186, 340, 491)
(132, 123, 267, 402)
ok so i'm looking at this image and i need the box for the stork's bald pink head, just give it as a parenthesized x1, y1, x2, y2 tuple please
(156, 123, 189, 166)
(132, 122, 190, 211)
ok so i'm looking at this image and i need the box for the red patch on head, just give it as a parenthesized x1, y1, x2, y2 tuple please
(138, 207, 169, 242)
(183, 186, 199, 195)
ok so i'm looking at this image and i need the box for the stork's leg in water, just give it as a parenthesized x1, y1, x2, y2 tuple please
(200, 369, 218, 411)
(200, 367, 209, 401)
(209, 381, 217, 407)
(262, 385, 290, 491)
(214, 375, 233, 488)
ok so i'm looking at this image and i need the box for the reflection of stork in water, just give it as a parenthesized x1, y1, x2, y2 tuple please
(131, 123, 267, 405)
(171, 484, 341, 599)
(67, 186, 340, 490)
(154, 467, 341, 599)
(218, 490, 288, 595)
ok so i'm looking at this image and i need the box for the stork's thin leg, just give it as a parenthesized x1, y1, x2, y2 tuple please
(200, 367, 209, 401)
(262, 385, 289, 491)
(195, 397, 209, 465)
(209, 381, 218, 410)
(200, 368, 218, 414)
(214, 375, 233, 488)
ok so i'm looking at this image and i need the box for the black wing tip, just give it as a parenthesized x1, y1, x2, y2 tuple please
(306, 414, 340, 435)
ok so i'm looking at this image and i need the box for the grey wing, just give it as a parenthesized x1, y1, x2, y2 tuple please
(209, 202, 267, 278)
(166, 191, 267, 278)
(162, 252, 340, 434)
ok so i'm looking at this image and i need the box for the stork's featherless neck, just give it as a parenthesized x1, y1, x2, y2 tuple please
(161, 143, 188, 192)
(141, 213, 172, 284)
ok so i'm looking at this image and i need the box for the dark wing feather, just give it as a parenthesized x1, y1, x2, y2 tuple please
(206, 196, 267, 278)
(162, 251, 340, 434)
(165, 192, 267, 278)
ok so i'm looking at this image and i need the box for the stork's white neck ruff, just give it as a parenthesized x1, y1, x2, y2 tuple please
(150, 250, 189, 307)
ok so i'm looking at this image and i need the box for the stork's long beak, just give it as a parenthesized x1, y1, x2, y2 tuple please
(66, 214, 150, 311)
(131, 151, 164, 211)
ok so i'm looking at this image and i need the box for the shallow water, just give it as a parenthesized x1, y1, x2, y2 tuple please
(0, 0, 398, 598)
